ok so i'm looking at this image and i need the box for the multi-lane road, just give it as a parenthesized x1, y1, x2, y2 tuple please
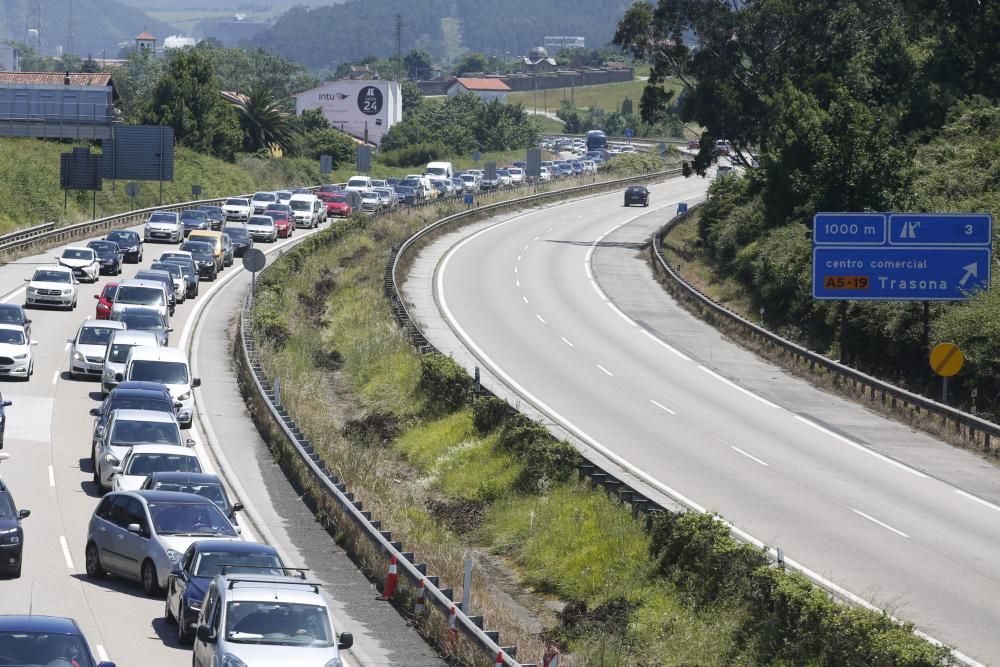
(405, 175, 1000, 665)
(0, 215, 441, 666)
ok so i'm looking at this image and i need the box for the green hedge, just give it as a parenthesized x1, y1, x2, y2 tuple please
(418, 354, 470, 416)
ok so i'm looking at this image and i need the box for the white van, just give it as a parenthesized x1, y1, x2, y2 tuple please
(118, 346, 200, 428)
(288, 194, 323, 229)
(425, 161, 454, 180)
(345, 176, 373, 193)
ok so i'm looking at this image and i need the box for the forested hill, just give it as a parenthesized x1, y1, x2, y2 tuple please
(249, 0, 632, 69)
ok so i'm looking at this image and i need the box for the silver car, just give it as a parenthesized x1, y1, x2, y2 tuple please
(93, 408, 189, 491)
(85, 490, 240, 596)
(145, 211, 184, 244)
(68, 319, 126, 380)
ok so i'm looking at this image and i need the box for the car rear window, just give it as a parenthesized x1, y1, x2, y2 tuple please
(129, 360, 188, 385)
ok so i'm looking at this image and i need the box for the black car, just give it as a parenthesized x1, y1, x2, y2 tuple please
(180, 209, 210, 236)
(165, 539, 282, 643)
(624, 185, 650, 207)
(159, 255, 199, 298)
(105, 229, 143, 263)
(222, 226, 252, 258)
(197, 205, 225, 230)
(87, 240, 124, 276)
(134, 270, 176, 314)
(0, 304, 31, 341)
(141, 471, 244, 524)
(0, 394, 11, 449)
(0, 470, 30, 577)
(395, 186, 416, 206)
(179, 240, 218, 280)
(0, 616, 112, 666)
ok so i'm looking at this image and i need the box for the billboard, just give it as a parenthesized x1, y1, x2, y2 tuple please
(294, 80, 402, 147)
(60, 147, 103, 191)
(102, 125, 175, 181)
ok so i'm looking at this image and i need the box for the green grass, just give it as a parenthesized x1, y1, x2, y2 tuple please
(508, 78, 683, 116)
(530, 114, 566, 134)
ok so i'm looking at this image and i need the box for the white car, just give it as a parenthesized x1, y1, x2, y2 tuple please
(222, 198, 252, 222)
(0, 324, 35, 380)
(344, 175, 373, 193)
(507, 167, 525, 184)
(249, 192, 277, 215)
(288, 194, 323, 229)
(68, 319, 126, 380)
(245, 215, 278, 243)
(119, 346, 200, 428)
(57, 247, 100, 283)
(144, 211, 184, 244)
(538, 166, 552, 182)
(24, 265, 78, 310)
(111, 443, 203, 492)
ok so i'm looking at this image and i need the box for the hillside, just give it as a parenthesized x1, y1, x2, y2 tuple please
(0, 0, 174, 58)
(251, 0, 632, 69)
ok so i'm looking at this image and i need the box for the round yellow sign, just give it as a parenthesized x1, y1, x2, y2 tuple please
(930, 342, 964, 377)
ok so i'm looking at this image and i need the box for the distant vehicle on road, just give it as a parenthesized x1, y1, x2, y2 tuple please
(68, 319, 126, 380)
(87, 240, 124, 276)
(24, 265, 78, 311)
(145, 211, 184, 244)
(222, 198, 252, 222)
(0, 325, 34, 381)
(181, 209, 211, 236)
(197, 205, 225, 230)
(586, 129, 607, 152)
(0, 616, 112, 666)
(106, 229, 143, 262)
(624, 185, 650, 207)
(58, 247, 100, 283)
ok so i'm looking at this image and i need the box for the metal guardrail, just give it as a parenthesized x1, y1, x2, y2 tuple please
(650, 206, 1000, 454)
(0, 221, 56, 247)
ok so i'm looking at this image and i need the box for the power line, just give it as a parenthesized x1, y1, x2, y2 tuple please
(67, 0, 75, 56)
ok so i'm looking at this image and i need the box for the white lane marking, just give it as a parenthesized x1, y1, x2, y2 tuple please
(561, 337, 573, 348)
(547, 227, 553, 232)
(0, 288, 25, 304)
(514, 266, 518, 274)
(536, 314, 547, 324)
(522, 296, 529, 304)
(516, 280, 520, 287)
(59, 536, 74, 569)
(589, 279, 607, 301)
(639, 329, 691, 361)
(517, 255, 522, 262)
(649, 399, 675, 415)
(794, 416, 928, 479)
(595, 364, 613, 377)
(584, 261, 593, 280)
(698, 365, 780, 409)
(523, 245, 529, 250)
(48, 466, 55, 487)
(955, 489, 1000, 514)
(731, 446, 769, 467)
(533, 235, 540, 241)
(51, 370, 59, 385)
(851, 508, 909, 538)
(64, 342, 71, 352)
(608, 301, 638, 327)
(96, 646, 109, 663)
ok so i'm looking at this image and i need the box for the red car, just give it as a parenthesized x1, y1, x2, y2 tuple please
(265, 210, 295, 238)
(94, 282, 119, 319)
(315, 184, 342, 202)
(326, 194, 352, 218)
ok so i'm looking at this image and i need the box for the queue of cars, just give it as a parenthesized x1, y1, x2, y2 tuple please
(0, 191, 355, 666)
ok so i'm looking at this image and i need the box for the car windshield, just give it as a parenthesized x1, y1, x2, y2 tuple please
(361, 193, 378, 200)
(0, 329, 25, 345)
(461, 175, 474, 182)
(108, 395, 171, 413)
(108, 343, 139, 364)
(165, 261, 193, 277)
(180, 242, 213, 255)
(277, 191, 292, 199)
(199, 207, 223, 215)
(248, 217, 273, 226)
(88, 241, 116, 253)
(0, 493, 14, 519)
(224, 228, 249, 241)
(116, 286, 163, 306)
(107, 231, 135, 243)
(347, 179, 368, 187)
(78, 326, 117, 346)
(0, 306, 25, 324)
(111, 419, 180, 446)
(225, 601, 332, 646)
(125, 452, 201, 476)
(0, 631, 94, 667)
(149, 212, 176, 223)
(100, 284, 118, 301)
(150, 263, 181, 278)
(181, 210, 207, 221)
(329, 195, 348, 203)
(61, 249, 92, 260)
(253, 193, 276, 202)
(194, 551, 282, 578)
(129, 360, 188, 384)
(225, 199, 248, 206)
(264, 212, 287, 221)
(117, 311, 165, 330)
(32, 270, 71, 283)
(149, 481, 228, 511)
(147, 500, 236, 536)
(289, 200, 310, 211)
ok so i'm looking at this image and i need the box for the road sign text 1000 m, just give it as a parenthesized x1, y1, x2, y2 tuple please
(812, 212, 992, 301)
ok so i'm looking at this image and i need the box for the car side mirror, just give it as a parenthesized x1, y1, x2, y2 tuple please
(96, 662, 116, 667)
(192, 378, 201, 388)
(18, 509, 29, 520)
(30, 340, 37, 346)
(185, 438, 196, 448)
(93, 294, 100, 299)
(338, 632, 353, 650)
(170, 563, 183, 576)
(174, 402, 183, 410)
(232, 502, 244, 513)
(196, 625, 215, 644)
(89, 407, 101, 417)
(22, 278, 29, 282)
(25, 319, 31, 324)
(126, 523, 142, 534)
(1, 400, 10, 408)
(166, 328, 174, 333)
(114, 373, 123, 382)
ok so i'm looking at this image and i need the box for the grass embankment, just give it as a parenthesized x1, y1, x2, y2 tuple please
(507, 78, 683, 117)
(249, 161, 950, 665)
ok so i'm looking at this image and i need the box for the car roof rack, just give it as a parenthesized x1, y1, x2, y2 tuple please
(223, 569, 320, 592)
(219, 565, 308, 579)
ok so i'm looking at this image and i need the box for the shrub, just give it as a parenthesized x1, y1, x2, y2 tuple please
(378, 142, 450, 168)
(472, 396, 511, 434)
(495, 419, 580, 491)
(417, 354, 469, 416)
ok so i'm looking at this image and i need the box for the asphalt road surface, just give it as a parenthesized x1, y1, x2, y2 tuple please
(0, 216, 441, 667)
(408, 175, 1000, 665)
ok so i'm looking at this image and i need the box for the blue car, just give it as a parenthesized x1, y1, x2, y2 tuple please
(0, 615, 115, 666)
(180, 209, 211, 236)
(165, 540, 284, 643)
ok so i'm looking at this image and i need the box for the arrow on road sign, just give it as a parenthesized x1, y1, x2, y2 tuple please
(959, 263, 978, 287)
(900, 220, 921, 239)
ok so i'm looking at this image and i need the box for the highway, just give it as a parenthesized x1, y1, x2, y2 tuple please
(0, 216, 441, 666)
(406, 175, 1000, 664)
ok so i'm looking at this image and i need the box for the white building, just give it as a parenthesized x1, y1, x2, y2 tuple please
(544, 36, 585, 51)
(446, 78, 511, 104)
(294, 80, 402, 146)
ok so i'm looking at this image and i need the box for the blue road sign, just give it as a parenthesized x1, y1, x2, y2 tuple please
(813, 247, 990, 301)
(677, 202, 688, 214)
(813, 213, 886, 245)
(888, 213, 991, 247)
(463, 193, 474, 206)
(624, 128, 634, 138)
(813, 211, 992, 301)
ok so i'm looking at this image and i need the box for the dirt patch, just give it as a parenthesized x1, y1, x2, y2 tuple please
(426, 497, 487, 534)
(342, 411, 402, 449)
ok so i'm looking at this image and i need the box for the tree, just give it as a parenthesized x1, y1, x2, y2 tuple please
(453, 52, 489, 76)
(111, 50, 166, 122)
(140, 48, 241, 161)
(403, 49, 433, 80)
(401, 80, 423, 113)
(81, 56, 101, 73)
(229, 86, 297, 154)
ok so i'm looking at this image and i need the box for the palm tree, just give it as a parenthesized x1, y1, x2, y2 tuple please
(229, 86, 296, 154)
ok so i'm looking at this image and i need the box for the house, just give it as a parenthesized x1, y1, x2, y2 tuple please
(447, 77, 511, 103)
(0, 72, 118, 139)
(135, 31, 157, 54)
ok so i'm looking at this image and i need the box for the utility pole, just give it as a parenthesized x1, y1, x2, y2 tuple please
(67, 0, 75, 56)
(27, 0, 42, 52)
(393, 13, 404, 81)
